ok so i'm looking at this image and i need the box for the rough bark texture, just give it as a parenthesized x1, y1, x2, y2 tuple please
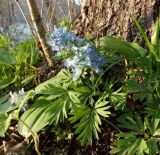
(0, 0, 14, 30)
(77, 0, 160, 42)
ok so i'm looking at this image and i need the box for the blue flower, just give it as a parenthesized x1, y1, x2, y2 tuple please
(67, 32, 85, 46)
(48, 26, 107, 80)
(48, 27, 68, 55)
(9, 88, 29, 112)
(64, 43, 107, 80)
(48, 27, 85, 55)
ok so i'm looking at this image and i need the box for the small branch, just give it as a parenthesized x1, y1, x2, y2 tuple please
(14, 0, 37, 41)
(48, 1, 57, 31)
(68, 0, 72, 23)
(40, 0, 44, 17)
(102, 118, 121, 133)
(27, 0, 53, 66)
(57, 1, 67, 19)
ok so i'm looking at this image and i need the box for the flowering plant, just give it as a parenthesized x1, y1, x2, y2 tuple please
(48, 27, 107, 80)
(9, 88, 29, 113)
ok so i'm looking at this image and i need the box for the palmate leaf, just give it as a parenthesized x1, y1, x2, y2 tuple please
(145, 117, 160, 135)
(18, 99, 50, 138)
(18, 89, 74, 138)
(125, 79, 143, 92)
(69, 100, 110, 145)
(18, 69, 79, 138)
(46, 95, 72, 124)
(35, 69, 72, 95)
(117, 113, 144, 132)
(18, 94, 73, 138)
(100, 36, 145, 59)
(35, 69, 72, 100)
(110, 133, 149, 155)
(68, 86, 91, 103)
(146, 138, 158, 155)
(109, 88, 127, 110)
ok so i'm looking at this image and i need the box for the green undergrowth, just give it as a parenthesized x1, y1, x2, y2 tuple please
(1, 17, 160, 155)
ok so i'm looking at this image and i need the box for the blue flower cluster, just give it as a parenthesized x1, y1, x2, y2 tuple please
(48, 27, 107, 80)
(64, 43, 106, 80)
(48, 27, 84, 55)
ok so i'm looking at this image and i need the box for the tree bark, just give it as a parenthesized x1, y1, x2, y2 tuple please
(77, 0, 160, 42)
(27, 0, 53, 66)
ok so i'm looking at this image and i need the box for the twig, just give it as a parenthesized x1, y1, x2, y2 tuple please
(40, 0, 44, 17)
(68, 0, 72, 23)
(69, 12, 81, 30)
(14, 0, 37, 42)
(57, 1, 67, 19)
(48, 1, 57, 31)
(102, 118, 121, 133)
(27, 0, 53, 66)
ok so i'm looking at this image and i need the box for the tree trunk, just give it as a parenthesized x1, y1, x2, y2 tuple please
(77, 0, 160, 42)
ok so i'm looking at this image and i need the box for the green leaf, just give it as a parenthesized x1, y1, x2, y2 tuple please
(68, 86, 91, 104)
(0, 112, 8, 122)
(69, 98, 110, 145)
(36, 84, 67, 96)
(110, 133, 148, 155)
(0, 94, 11, 112)
(60, 18, 70, 29)
(151, 18, 159, 47)
(109, 88, 127, 110)
(21, 75, 35, 85)
(146, 138, 158, 155)
(125, 79, 143, 94)
(0, 77, 14, 89)
(35, 69, 72, 95)
(136, 139, 148, 155)
(18, 99, 50, 138)
(100, 36, 145, 59)
(68, 91, 82, 103)
(118, 113, 144, 132)
(0, 51, 16, 65)
(46, 95, 72, 124)
(19, 93, 73, 138)
(0, 35, 11, 49)
(133, 17, 153, 52)
(69, 104, 89, 123)
(145, 117, 160, 135)
(153, 129, 160, 136)
(0, 112, 11, 137)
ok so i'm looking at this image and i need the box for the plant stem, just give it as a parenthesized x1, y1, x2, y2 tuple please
(102, 118, 121, 133)
(12, 117, 41, 155)
(94, 59, 125, 93)
(15, 90, 34, 118)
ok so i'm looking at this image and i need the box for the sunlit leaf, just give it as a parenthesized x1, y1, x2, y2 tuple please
(100, 36, 145, 59)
